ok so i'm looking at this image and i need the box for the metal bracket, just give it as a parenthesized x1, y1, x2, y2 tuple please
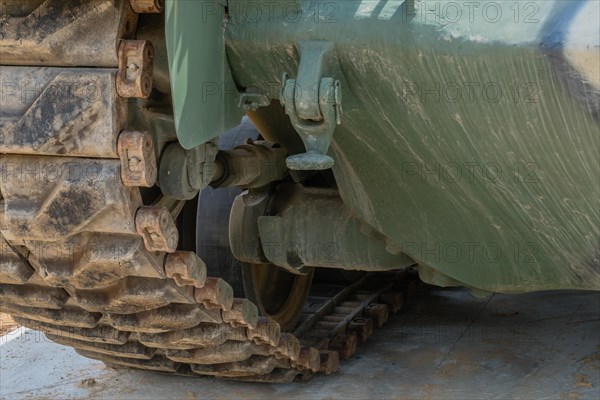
(212, 141, 288, 189)
(186, 140, 220, 190)
(238, 91, 271, 112)
(158, 140, 219, 200)
(117, 40, 155, 98)
(135, 206, 179, 253)
(117, 130, 157, 188)
(280, 41, 342, 171)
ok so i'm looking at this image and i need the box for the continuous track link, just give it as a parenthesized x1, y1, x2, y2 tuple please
(0, 0, 415, 383)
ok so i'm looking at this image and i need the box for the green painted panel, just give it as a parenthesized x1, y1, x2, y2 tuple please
(223, 0, 599, 292)
(165, 0, 241, 149)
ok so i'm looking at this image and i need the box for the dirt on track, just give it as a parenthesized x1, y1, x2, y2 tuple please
(0, 313, 18, 336)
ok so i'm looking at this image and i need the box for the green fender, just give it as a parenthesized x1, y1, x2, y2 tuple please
(165, 0, 241, 149)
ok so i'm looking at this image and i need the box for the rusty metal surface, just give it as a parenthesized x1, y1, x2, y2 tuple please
(194, 278, 234, 311)
(222, 299, 259, 329)
(135, 206, 179, 253)
(117, 40, 155, 98)
(130, 0, 164, 14)
(164, 251, 207, 289)
(118, 131, 158, 187)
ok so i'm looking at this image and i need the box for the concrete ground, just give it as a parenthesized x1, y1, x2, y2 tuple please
(1, 287, 599, 400)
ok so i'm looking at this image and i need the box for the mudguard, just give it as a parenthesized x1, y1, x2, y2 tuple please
(165, 0, 241, 149)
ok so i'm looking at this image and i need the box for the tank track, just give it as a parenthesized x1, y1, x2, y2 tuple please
(0, 0, 414, 383)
